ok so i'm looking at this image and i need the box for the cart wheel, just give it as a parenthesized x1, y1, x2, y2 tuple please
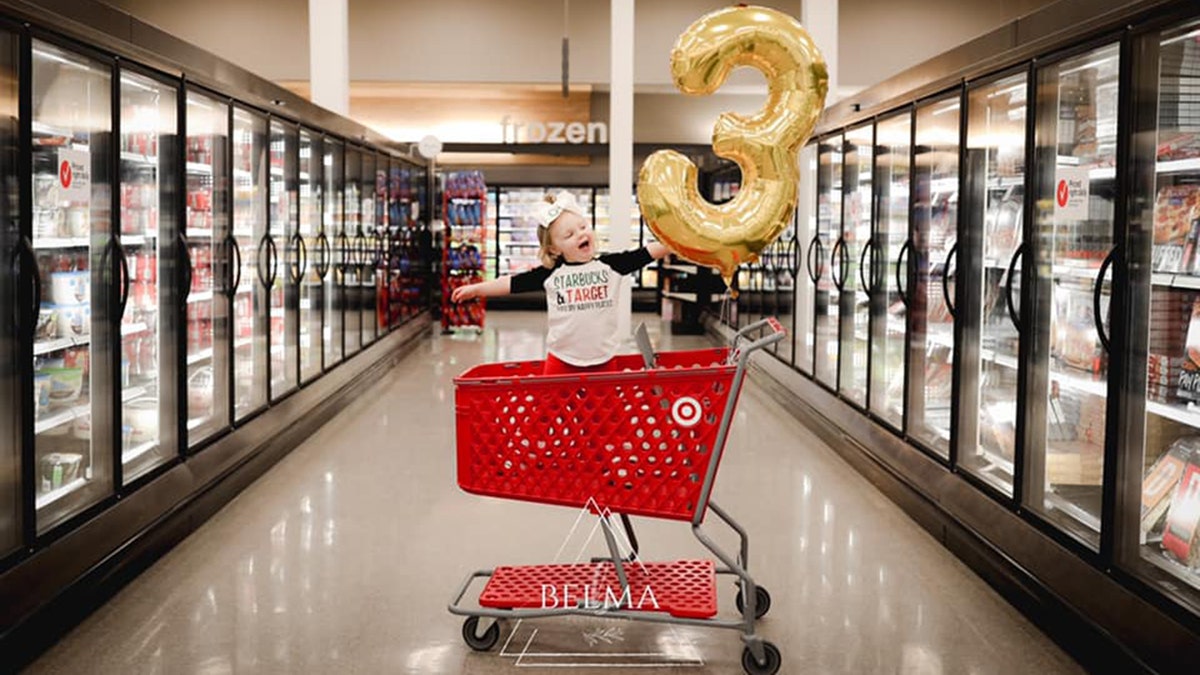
(735, 586, 772, 620)
(462, 616, 500, 651)
(741, 641, 781, 675)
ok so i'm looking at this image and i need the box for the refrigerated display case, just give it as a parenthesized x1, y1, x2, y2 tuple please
(958, 71, 1029, 498)
(362, 153, 378, 343)
(268, 120, 299, 400)
(1128, 16, 1200, 608)
(232, 107, 268, 421)
(1025, 42, 1121, 549)
(907, 94, 960, 459)
(298, 130, 322, 383)
(323, 138, 344, 368)
(344, 147, 362, 357)
(840, 125, 874, 406)
(814, 135, 842, 389)
(30, 39, 114, 533)
(374, 158, 388, 333)
(794, 143, 817, 375)
(871, 112, 912, 432)
(0, 3, 434, 664)
(0, 24, 16, 560)
(117, 68, 179, 480)
(183, 90, 230, 447)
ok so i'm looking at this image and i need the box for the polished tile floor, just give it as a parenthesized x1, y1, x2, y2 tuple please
(26, 313, 1084, 674)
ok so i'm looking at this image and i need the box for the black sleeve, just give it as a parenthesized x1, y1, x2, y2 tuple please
(600, 247, 654, 275)
(509, 265, 553, 293)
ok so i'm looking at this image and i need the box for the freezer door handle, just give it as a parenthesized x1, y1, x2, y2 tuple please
(858, 238, 874, 296)
(14, 237, 40, 327)
(831, 237, 847, 291)
(1094, 246, 1117, 354)
(896, 239, 912, 308)
(1005, 243, 1025, 333)
(116, 238, 131, 318)
(315, 233, 331, 280)
(256, 235, 270, 289)
(806, 236, 821, 283)
(266, 235, 280, 288)
(228, 234, 243, 295)
(942, 243, 958, 320)
(786, 237, 799, 279)
(179, 233, 193, 305)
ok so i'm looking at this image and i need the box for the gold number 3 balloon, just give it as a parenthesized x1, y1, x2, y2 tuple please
(638, 5, 828, 285)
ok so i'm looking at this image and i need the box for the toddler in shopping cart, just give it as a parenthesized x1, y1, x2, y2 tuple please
(451, 191, 669, 375)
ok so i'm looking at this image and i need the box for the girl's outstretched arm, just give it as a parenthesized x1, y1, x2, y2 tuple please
(451, 276, 512, 302)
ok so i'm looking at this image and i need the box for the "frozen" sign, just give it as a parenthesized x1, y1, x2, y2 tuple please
(501, 116, 608, 144)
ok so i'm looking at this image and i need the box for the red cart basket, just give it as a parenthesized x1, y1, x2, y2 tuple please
(448, 319, 786, 675)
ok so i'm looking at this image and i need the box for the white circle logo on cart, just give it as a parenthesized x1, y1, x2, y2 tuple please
(671, 397, 702, 427)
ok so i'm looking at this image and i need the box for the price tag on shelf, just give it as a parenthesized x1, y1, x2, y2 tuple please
(1054, 166, 1089, 222)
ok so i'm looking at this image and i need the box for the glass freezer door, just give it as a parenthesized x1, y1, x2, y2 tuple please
(375, 158, 387, 335)
(1024, 43, 1121, 549)
(840, 125, 873, 406)
(908, 95, 960, 459)
(794, 143, 817, 375)
(323, 139, 344, 368)
(362, 153, 377, 344)
(1132, 18, 1200, 603)
(118, 70, 179, 479)
(184, 91, 230, 447)
(960, 72, 1029, 497)
(344, 147, 361, 357)
(31, 40, 114, 533)
(871, 112, 912, 431)
(232, 107, 268, 420)
(298, 130, 323, 382)
(814, 136, 843, 388)
(0, 26, 18, 557)
(269, 121, 299, 399)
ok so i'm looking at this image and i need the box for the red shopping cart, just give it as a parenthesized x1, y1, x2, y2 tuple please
(448, 318, 786, 674)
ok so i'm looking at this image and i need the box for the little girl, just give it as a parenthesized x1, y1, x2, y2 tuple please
(451, 191, 669, 375)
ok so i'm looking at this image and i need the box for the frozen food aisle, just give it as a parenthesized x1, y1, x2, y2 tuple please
(25, 314, 1082, 675)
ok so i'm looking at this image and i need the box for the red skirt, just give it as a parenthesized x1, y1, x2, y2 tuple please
(542, 352, 617, 376)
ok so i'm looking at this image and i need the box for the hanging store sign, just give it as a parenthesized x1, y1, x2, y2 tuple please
(500, 116, 608, 144)
(1054, 166, 1089, 222)
(57, 147, 90, 203)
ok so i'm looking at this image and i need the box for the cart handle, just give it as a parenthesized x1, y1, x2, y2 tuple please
(728, 317, 786, 365)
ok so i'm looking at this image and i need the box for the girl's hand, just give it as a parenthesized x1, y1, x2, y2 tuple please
(452, 284, 477, 303)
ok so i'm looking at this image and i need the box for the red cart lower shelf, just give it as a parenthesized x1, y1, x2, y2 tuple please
(479, 559, 717, 619)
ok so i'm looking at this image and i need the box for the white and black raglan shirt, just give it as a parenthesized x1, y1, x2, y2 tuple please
(510, 248, 654, 366)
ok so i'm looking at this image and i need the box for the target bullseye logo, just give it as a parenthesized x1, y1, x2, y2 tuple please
(671, 396, 702, 427)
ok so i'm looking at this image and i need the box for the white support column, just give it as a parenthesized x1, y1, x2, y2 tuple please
(802, 0, 838, 100)
(308, 0, 350, 115)
(611, 0, 634, 334)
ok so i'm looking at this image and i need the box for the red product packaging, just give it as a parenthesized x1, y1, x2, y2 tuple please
(1162, 454, 1200, 565)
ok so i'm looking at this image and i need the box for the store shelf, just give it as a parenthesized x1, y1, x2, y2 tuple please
(35, 335, 90, 355)
(662, 291, 699, 303)
(1146, 399, 1200, 428)
(121, 234, 150, 247)
(122, 440, 158, 464)
(35, 237, 90, 249)
(1050, 368, 1108, 398)
(35, 386, 147, 436)
(32, 120, 74, 138)
(186, 162, 212, 174)
(1045, 490, 1102, 533)
(187, 229, 214, 239)
(662, 263, 700, 274)
(187, 348, 213, 365)
(35, 477, 88, 511)
(1151, 272, 1200, 290)
(1053, 264, 1102, 282)
(1156, 158, 1200, 175)
(187, 290, 214, 304)
(121, 322, 148, 336)
(234, 337, 254, 350)
(120, 151, 158, 166)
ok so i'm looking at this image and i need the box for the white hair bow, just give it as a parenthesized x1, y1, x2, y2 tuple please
(533, 190, 582, 228)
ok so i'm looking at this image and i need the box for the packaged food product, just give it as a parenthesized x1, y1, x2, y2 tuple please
(43, 366, 83, 403)
(39, 453, 83, 492)
(55, 304, 90, 338)
(1153, 185, 1200, 271)
(35, 307, 58, 340)
(1142, 439, 1195, 537)
(50, 271, 89, 305)
(1179, 299, 1200, 402)
(34, 373, 51, 418)
(1163, 451, 1200, 566)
